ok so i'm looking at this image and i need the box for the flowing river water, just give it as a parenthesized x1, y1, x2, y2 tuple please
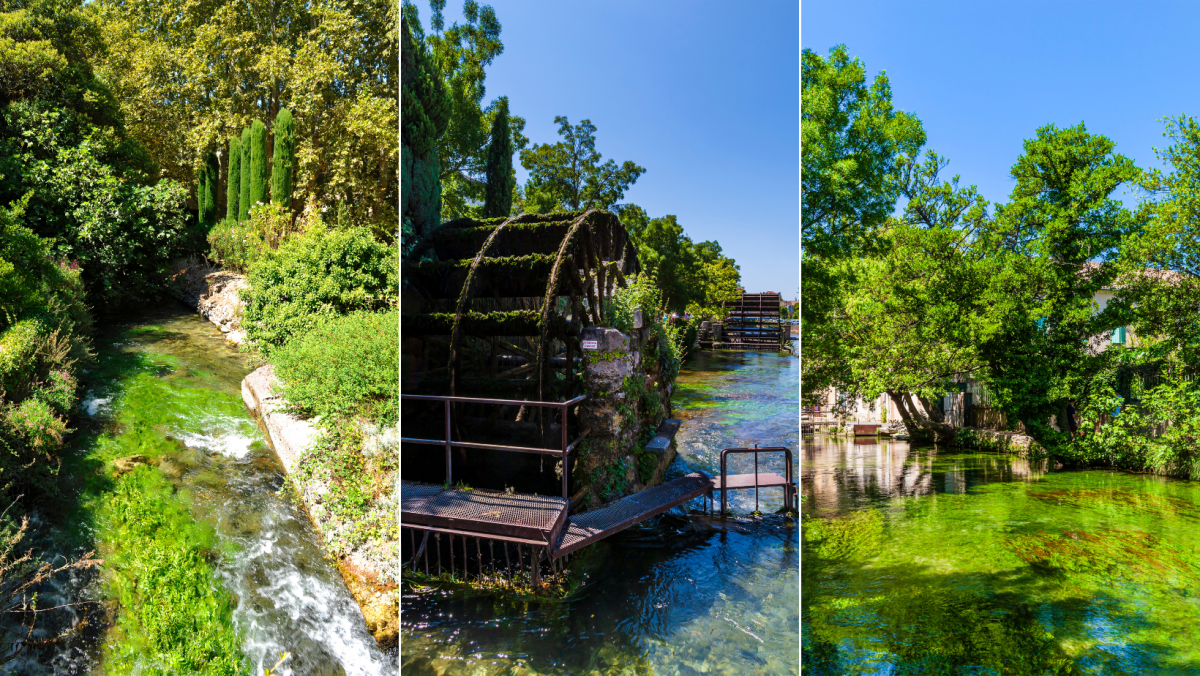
(802, 435, 1200, 675)
(12, 304, 394, 674)
(400, 349, 800, 676)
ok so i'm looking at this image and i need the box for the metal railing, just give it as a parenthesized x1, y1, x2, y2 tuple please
(400, 393, 587, 499)
(718, 445, 795, 515)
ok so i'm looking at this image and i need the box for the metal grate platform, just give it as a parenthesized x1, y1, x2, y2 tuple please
(552, 472, 712, 559)
(644, 419, 682, 452)
(401, 482, 568, 544)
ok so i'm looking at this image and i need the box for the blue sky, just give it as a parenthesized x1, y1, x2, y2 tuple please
(409, 0, 800, 299)
(803, 1, 1200, 211)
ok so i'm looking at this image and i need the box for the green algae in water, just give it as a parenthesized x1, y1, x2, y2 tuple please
(802, 437, 1200, 675)
(66, 319, 257, 673)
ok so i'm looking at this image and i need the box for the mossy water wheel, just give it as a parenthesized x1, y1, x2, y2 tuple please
(402, 209, 640, 402)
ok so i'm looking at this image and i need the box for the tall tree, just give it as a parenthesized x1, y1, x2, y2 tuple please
(482, 96, 514, 217)
(238, 127, 252, 222)
(401, 13, 450, 239)
(520, 116, 645, 213)
(404, 0, 529, 219)
(271, 107, 296, 208)
(802, 45, 925, 260)
(200, 150, 219, 228)
(95, 0, 398, 227)
(249, 119, 268, 208)
(977, 123, 1141, 449)
(226, 133, 241, 221)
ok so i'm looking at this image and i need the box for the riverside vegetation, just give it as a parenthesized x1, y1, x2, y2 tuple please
(0, 0, 398, 668)
(803, 44, 1200, 480)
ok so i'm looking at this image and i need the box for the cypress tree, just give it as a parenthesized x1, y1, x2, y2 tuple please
(201, 150, 219, 228)
(272, 108, 296, 208)
(483, 97, 515, 218)
(401, 17, 450, 236)
(227, 134, 241, 221)
(249, 119, 269, 208)
(196, 163, 207, 226)
(239, 127, 252, 221)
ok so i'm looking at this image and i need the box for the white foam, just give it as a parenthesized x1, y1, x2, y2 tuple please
(173, 429, 255, 460)
(81, 392, 112, 417)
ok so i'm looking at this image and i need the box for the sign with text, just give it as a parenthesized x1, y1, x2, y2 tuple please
(581, 340, 598, 350)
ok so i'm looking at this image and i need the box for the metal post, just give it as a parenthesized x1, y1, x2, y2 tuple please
(436, 533, 442, 576)
(444, 399, 452, 486)
(561, 403, 569, 499)
(720, 449, 728, 516)
(753, 444, 759, 512)
(449, 534, 455, 576)
(477, 537, 483, 580)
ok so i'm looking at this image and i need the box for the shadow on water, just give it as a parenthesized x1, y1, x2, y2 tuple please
(401, 349, 800, 676)
(7, 304, 393, 675)
(802, 434, 1200, 675)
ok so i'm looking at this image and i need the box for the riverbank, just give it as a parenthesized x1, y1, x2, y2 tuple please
(58, 306, 393, 672)
(170, 257, 399, 649)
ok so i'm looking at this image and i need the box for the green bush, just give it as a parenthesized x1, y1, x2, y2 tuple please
(273, 310, 399, 424)
(206, 203, 295, 273)
(2, 102, 189, 311)
(242, 222, 397, 351)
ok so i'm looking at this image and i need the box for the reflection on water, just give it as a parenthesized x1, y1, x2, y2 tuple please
(401, 350, 800, 675)
(802, 435, 1200, 675)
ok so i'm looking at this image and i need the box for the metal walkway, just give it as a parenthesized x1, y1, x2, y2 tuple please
(552, 472, 713, 558)
(401, 481, 568, 546)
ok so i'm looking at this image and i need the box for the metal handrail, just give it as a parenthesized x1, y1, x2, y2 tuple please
(401, 393, 587, 499)
(718, 445, 795, 515)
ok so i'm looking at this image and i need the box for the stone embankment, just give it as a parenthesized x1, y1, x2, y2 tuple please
(169, 257, 247, 344)
(169, 257, 399, 648)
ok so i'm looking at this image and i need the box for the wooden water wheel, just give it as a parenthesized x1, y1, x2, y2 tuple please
(402, 209, 640, 402)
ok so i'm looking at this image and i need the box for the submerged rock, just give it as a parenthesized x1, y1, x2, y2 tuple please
(113, 454, 156, 475)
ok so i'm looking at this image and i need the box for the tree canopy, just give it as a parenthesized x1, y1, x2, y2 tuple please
(521, 116, 645, 214)
(95, 0, 398, 228)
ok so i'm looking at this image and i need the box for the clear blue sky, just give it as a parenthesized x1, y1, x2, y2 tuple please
(803, 0, 1200, 210)
(409, 1, 800, 299)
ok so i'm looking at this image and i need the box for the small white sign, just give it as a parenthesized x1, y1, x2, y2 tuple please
(581, 340, 598, 350)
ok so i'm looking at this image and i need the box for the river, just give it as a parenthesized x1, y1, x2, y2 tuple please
(400, 349, 800, 676)
(10, 304, 394, 674)
(802, 435, 1200, 675)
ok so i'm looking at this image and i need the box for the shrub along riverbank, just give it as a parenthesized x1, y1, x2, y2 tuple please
(205, 207, 400, 645)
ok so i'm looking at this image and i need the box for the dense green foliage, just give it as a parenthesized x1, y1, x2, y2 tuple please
(520, 116, 645, 213)
(200, 150, 218, 229)
(274, 310, 400, 424)
(96, 0, 398, 231)
(801, 44, 925, 261)
(403, 1, 529, 221)
(225, 134, 240, 221)
(0, 201, 92, 507)
(617, 205, 741, 317)
(401, 13, 450, 239)
(242, 222, 399, 352)
(249, 119, 268, 209)
(271, 107, 295, 208)
(482, 96, 514, 217)
(803, 46, 1200, 478)
(238, 127, 251, 222)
